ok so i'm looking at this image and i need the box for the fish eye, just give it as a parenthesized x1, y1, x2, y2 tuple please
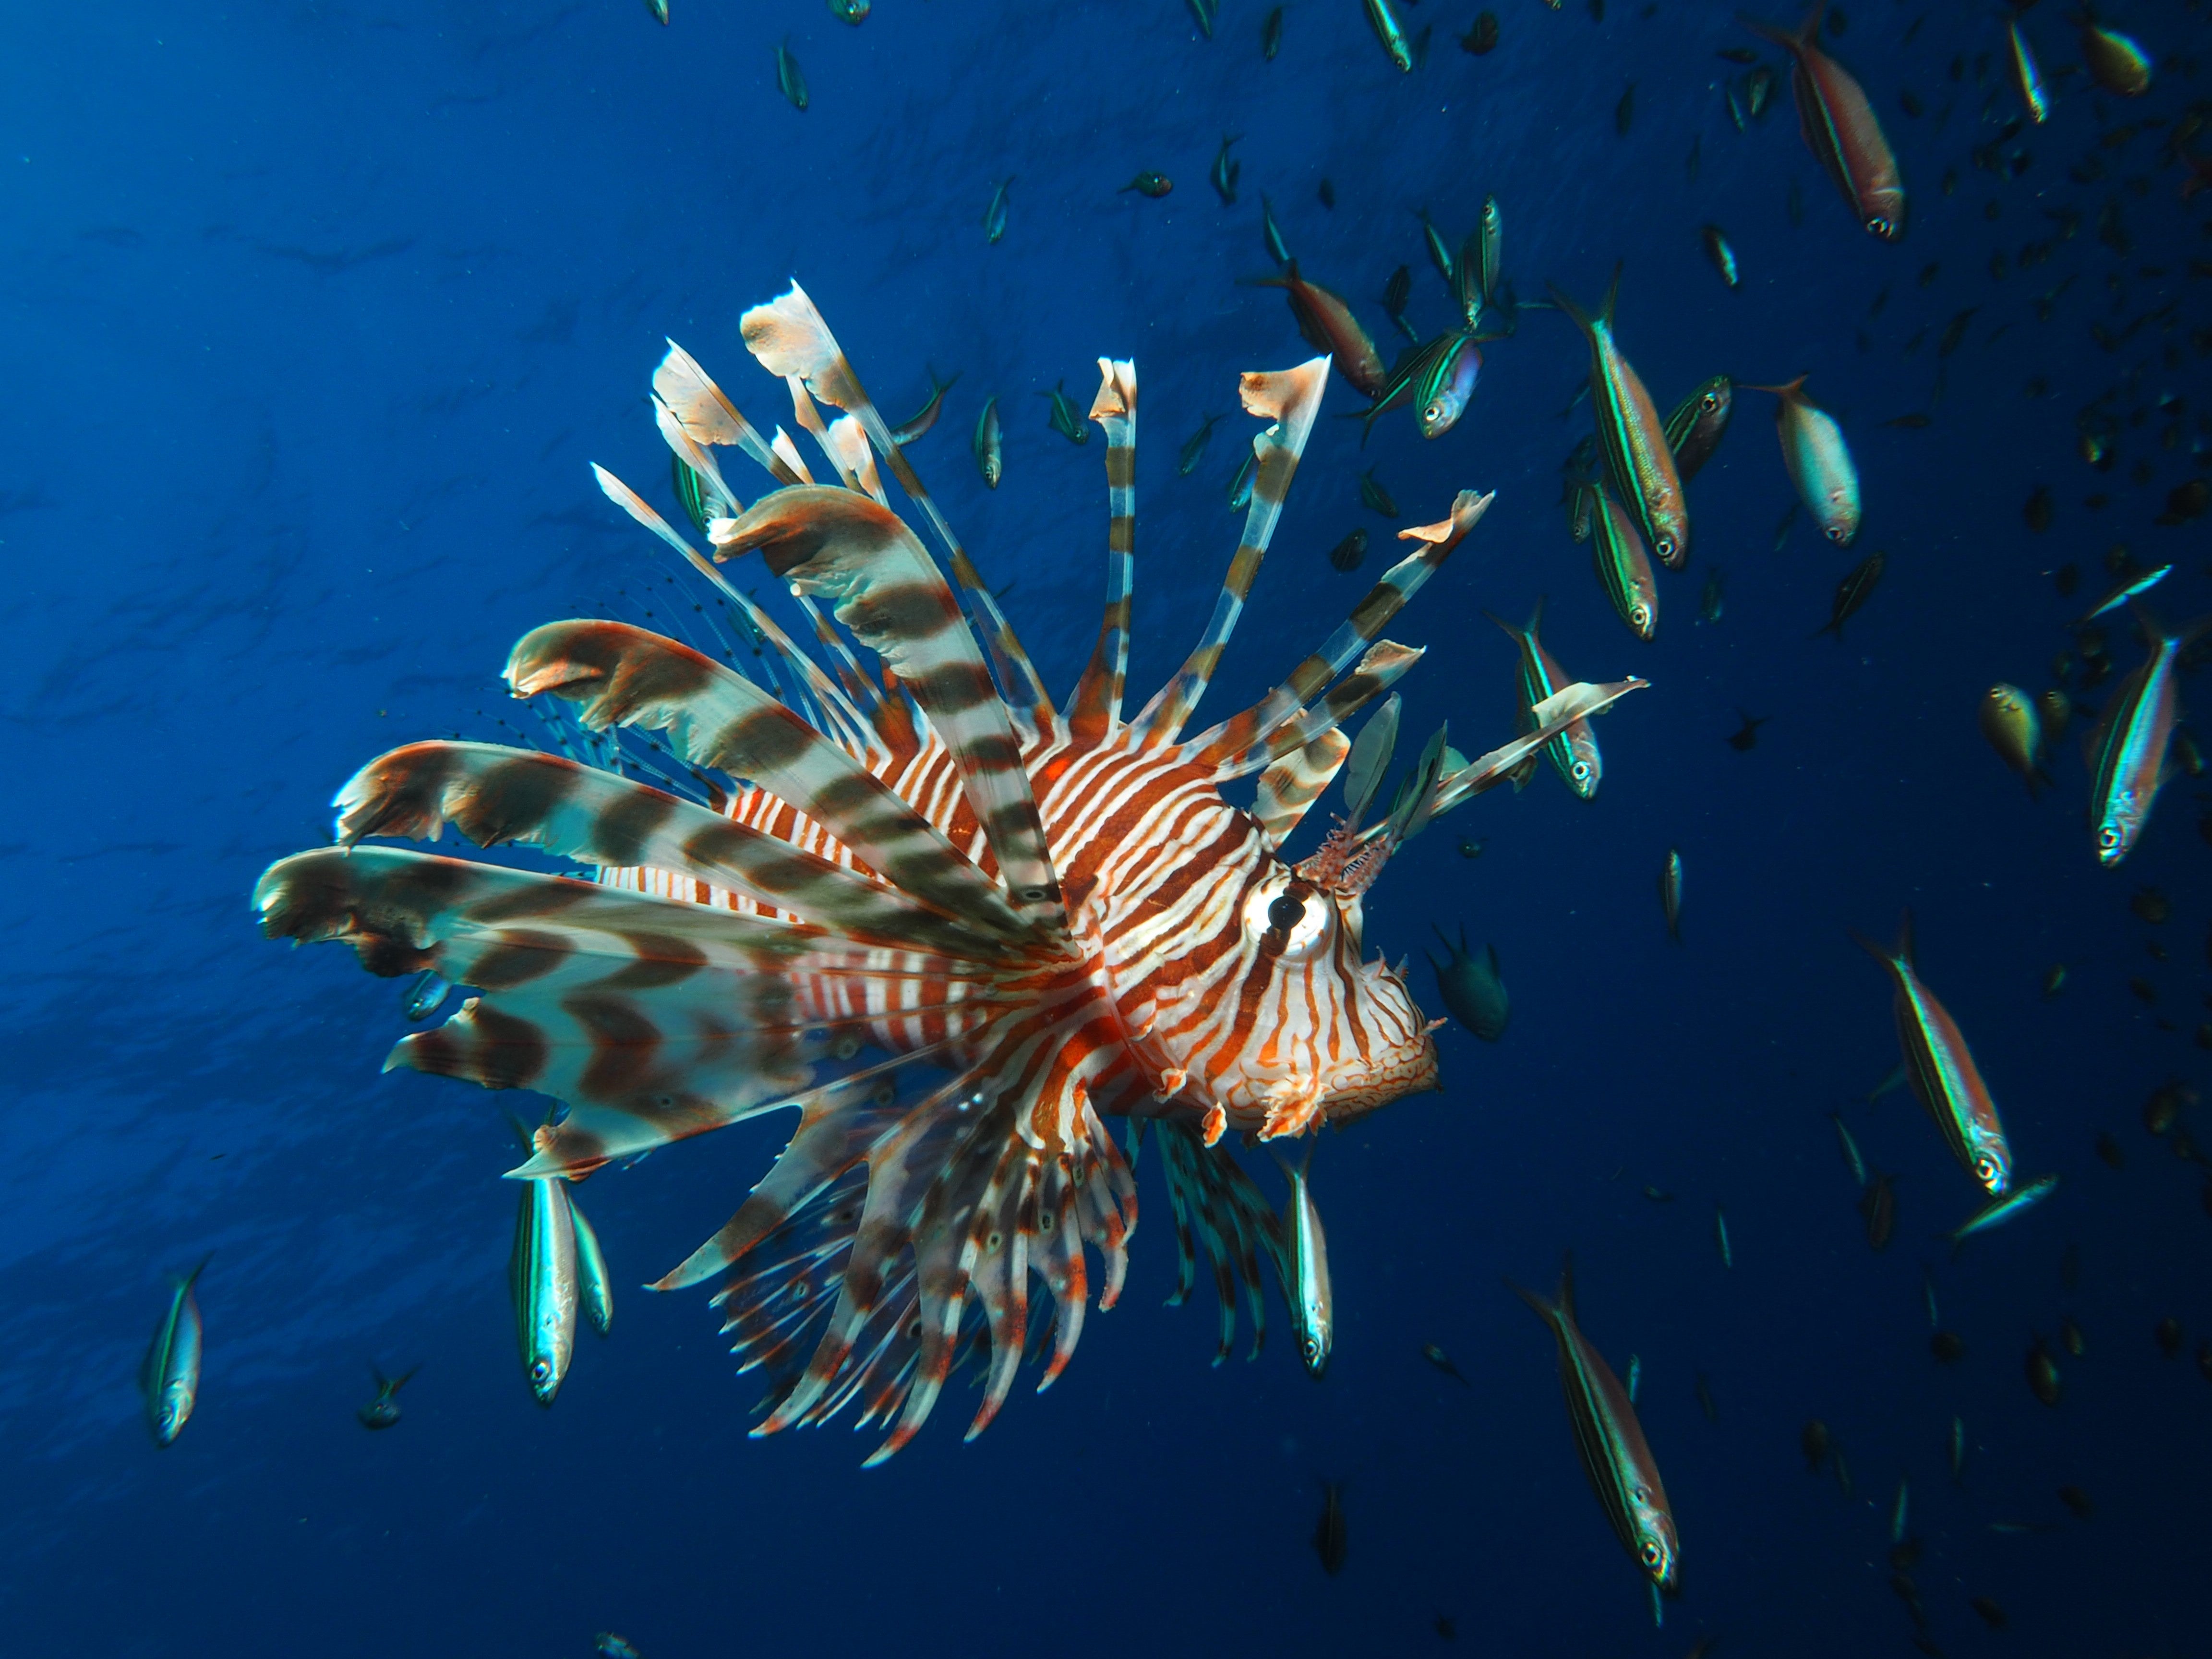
(1268, 894, 1306, 933)
(1655, 537, 1675, 559)
(1572, 762, 1590, 781)
(1640, 1542, 1662, 1568)
(2098, 827, 2122, 850)
(1247, 878, 1331, 961)
(530, 1360, 552, 1383)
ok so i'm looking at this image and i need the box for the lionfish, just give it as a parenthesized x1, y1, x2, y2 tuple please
(254, 283, 1645, 1463)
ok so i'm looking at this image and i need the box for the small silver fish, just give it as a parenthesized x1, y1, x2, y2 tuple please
(511, 1171, 579, 1407)
(571, 1195, 614, 1337)
(1946, 1174, 2059, 1248)
(357, 1363, 419, 1430)
(983, 177, 1012, 245)
(141, 1255, 210, 1447)
(972, 397, 1003, 488)
(1280, 1143, 1334, 1376)
(1831, 1112, 1867, 1187)
(774, 38, 807, 111)
(1713, 1205, 1732, 1268)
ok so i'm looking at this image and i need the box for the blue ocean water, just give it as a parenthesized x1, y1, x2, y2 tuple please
(3, 0, 2208, 1652)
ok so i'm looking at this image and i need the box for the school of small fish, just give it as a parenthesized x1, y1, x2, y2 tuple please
(125, 0, 2212, 1651)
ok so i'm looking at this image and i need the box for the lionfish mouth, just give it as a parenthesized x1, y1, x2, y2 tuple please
(252, 280, 1647, 1461)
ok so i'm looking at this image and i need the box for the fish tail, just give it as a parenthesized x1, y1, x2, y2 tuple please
(1734, 7, 1807, 53)
(1600, 263, 1623, 328)
(1847, 926, 1899, 972)
(1545, 280, 1594, 338)
(1740, 375, 1808, 400)
(181, 1253, 213, 1292)
(1481, 608, 1524, 646)
(1895, 908, 1916, 968)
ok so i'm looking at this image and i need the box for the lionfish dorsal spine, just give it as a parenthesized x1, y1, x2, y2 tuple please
(1131, 356, 1332, 743)
(1066, 356, 1139, 741)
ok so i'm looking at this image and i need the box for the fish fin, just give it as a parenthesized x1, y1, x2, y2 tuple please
(1527, 595, 1547, 639)
(1847, 927, 1896, 971)
(1600, 262, 1623, 328)
(507, 620, 1034, 938)
(332, 741, 1009, 960)
(1482, 608, 1523, 645)
(1253, 730, 1352, 848)
(1557, 1250, 1578, 1321)
(1896, 908, 1917, 969)
(1505, 1273, 1558, 1326)
(182, 1253, 213, 1291)
(1741, 375, 1809, 401)
(1066, 357, 1140, 740)
(1485, 942, 1502, 977)
(1153, 1120, 1286, 1366)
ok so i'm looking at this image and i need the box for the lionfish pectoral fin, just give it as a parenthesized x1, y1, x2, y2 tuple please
(1152, 1120, 1286, 1368)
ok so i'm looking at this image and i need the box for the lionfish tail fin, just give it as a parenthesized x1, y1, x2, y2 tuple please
(1152, 1120, 1286, 1364)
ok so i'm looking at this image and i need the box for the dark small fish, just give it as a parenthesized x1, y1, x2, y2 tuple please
(1039, 381, 1089, 445)
(356, 1363, 420, 1430)
(2058, 1314, 2087, 1360)
(1726, 711, 1769, 751)
(2025, 1336, 2062, 1406)
(1860, 1170, 1896, 1250)
(1834, 1441, 1854, 1499)
(1971, 1598, 2007, 1632)
(1328, 529, 1369, 574)
(1226, 450, 1255, 514)
(888, 367, 960, 447)
(1265, 194, 1292, 266)
(1359, 468, 1398, 518)
(1659, 848, 1683, 941)
(1718, 45, 1757, 63)
(2057, 1484, 2093, 1520)
(1685, 134, 1702, 183)
(1699, 225, 1739, 289)
(1456, 838, 1483, 860)
(1119, 172, 1173, 199)
(1695, 1370, 1718, 1423)
(1931, 1331, 1966, 1364)
(1313, 1483, 1347, 1575)
(983, 177, 1012, 245)
(2156, 1316, 2183, 1358)
(2128, 977, 2157, 1007)
(775, 37, 808, 110)
(1890, 1573, 1924, 1627)
(2024, 484, 2053, 533)
(595, 1636, 641, 1659)
(1423, 1342, 1471, 1385)
(1459, 11, 1499, 54)
(1435, 1615, 1456, 1640)
(1178, 412, 1223, 477)
(1616, 83, 1636, 135)
(1429, 926, 1508, 1041)
(1643, 1186, 1673, 1203)
(1261, 4, 1285, 58)
(2130, 887, 2171, 925)
(1417, 207, 1455, 289)
(2094, 1132, 2123, 1170)
(1382, 264, 1412, 324)
(1937, 307, 1977, 357)
(1883, 411, 1933, 429)
(2142, 1079, 2191, 1136)
(1698, 568, 1724, 624)
(1315, 179, 1334, 211)
(1815, 550, 1885, 640)
(1745, 63, 1777, 118)
(1802, 1417, 1830, 1471)
(1210, 134, 1240, 205)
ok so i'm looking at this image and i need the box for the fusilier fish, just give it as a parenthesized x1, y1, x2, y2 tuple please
(1488, 600, 1602, 797)
(572, 1196, 614, 1336)
(402, 968, 450, 1021)
(1853, 913, 2013, 1195)
(1280, 1144, 1334, 1376)
(1364, 0, 1414, 70)
(1211, 134, 1240, 205)
(1261, 5, 1285, 59)
(1714, 1206, 1733, 1268)
(1700, 224, 1739, 288)
(645, 0, 668, 24)
(888, 368, 960, 447)
(1815, 550, 1884, 639)
(1740, 3, 1906, 239)
(2080, 564, 2171, 624)
(1663, 377, 1733, 481)
(1585, 480, 1660, 637)
(141, 1255, 209, 1447)
(1313, 1484, 1347, 1574)
(1510, 1256, 1681, 1592)
(775, 38, 808, 111)
(1831, 1112, 1867, 1186)
(1418, 207, 1455, 289)
(1428, 926, 1510, 1040)
(1978, 684, 2049, 797)
(1423, 1342, 1471, 1384)
(1261, 194, 1292, 267)
(511, 1170, 580, 1406)
(1659, 849, 1683, 941)
(2085, 611, 2200, 865)
(983, 177, 1012, 245)
(1226, 448, 1255, 513)
(1040, 380, 1089, 444)
(1860, 1170, 1896, 1249)
(1946, 1174, 2058, 1248)
(1476, 195, 1504, 307)
(1178, 412, 1222, 477)
(1747, 376, 1860, 544)
(1416, 334, 1483, 438)
(1551, 267, 1689, 567)
(972, 396, 1002, 487)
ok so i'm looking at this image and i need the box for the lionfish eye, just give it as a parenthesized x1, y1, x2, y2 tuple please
(1268, 894, 1307, 933)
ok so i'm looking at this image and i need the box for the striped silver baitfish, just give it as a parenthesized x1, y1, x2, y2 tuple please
(141, 1255, 209, 1447)
(1511, 1255, 1680, 1591)
(256, 283, 1647, 1463)
(511, 1173, 579, 1405)
(1584, 479, 1659, 640)
(1279, 1144, 1333, 1376)
(1853, 912, 2012, 1194)
(1487, 598, 1601, 797)
(1749, 375, 1859, 546)
(1550, 266, 1689, 568)
(2085, 611, 2198, 866)
(571, 1195, 614, 1337)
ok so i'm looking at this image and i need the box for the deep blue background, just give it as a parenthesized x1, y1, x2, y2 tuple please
(2, 0, 2208, 1653)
